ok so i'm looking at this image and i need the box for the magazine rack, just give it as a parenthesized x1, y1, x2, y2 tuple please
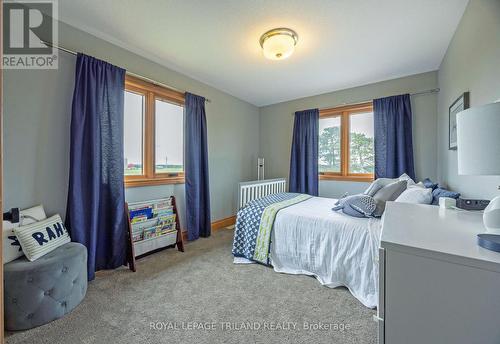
(125, 196, 184, 272)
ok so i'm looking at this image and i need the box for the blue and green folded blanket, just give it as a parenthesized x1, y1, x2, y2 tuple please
(232, 192, 311, 265)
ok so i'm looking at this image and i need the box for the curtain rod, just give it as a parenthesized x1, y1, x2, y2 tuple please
(317, 88, 440, 112)
(290, 88, 440, 115)
(41, 40, 211, 103)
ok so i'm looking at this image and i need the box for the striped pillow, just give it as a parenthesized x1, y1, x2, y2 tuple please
(13, 215, 71, 261)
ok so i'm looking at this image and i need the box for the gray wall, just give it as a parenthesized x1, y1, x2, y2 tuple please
(437, 0, 500, 199)
(9, 0, 499, 223)
(4, 20, 260, 226)
(259, 72, 439, 198)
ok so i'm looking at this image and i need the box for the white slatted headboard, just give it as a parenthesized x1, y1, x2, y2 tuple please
(238, 178, 287, 209)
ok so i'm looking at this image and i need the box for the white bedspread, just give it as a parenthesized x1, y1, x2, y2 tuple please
(270, 197, 381, 308)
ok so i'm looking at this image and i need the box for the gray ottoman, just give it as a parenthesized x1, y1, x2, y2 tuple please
(4, 242, 88, 330)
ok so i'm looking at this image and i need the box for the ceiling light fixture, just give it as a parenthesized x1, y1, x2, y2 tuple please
(259, 28, 298, 60)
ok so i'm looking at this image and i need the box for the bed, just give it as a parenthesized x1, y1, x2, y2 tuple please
(232, 193, 382, 308)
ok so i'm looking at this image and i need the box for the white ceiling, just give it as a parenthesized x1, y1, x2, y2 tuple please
(57, 0, 468, 106)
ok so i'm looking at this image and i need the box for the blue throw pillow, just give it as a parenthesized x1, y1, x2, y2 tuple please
(431, 188, 460, 205)
(423, 178, 439, 190)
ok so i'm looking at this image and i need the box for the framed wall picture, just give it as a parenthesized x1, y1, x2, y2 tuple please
(449, 91, 470, 150)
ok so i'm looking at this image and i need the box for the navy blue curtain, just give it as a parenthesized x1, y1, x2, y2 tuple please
(185, 92, 211, 241)
(289, 109, 319, 196)
(66, 54, 127, 281)
(373, 94, 415, 180)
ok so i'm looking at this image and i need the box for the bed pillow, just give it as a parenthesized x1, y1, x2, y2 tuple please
(364, 174, 415, 196)
(2, 204, 47, 264)
(398, 173, 416, 187)
(431, 188, 460, 205)
(13, 214, 70, 261)
(364, 178, 395, 197)
(373, 180, 407, 217)
(333, 194, 376, 218)
(395, 185, 433, 204)
(422, 178, 439, 190)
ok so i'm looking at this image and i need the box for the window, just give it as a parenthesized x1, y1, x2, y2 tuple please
(319, 116, 341, 173)
(124, 91, 144, 176)
(155, 99, 183, 174)
(124, 75, 185, 187)
(319, 102, 374, 182)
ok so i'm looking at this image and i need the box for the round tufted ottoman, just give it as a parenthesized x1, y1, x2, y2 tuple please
(4, 242, 88, 330)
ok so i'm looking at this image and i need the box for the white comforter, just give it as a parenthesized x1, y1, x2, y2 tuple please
(270, 197, 381, 308)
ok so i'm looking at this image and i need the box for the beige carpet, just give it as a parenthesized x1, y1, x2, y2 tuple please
(6, 228, 376, 344)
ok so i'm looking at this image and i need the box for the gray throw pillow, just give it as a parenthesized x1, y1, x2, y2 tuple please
(364, 178, 396, 197)
(365, 174, 416, 197)
(373, 180, 407, 217)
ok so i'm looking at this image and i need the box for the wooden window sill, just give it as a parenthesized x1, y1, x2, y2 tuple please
(125, 177, 185, 188)
(319, 174, 374, 182)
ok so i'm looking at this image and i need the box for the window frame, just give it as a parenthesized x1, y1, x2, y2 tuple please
(124, 75, 185, 188)
(319, 102, 374, 182)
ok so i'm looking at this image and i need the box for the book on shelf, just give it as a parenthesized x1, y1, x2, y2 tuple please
(129, 207, 153, 221)
(130, 206, 177, 243)
(132, 232, 143, 242)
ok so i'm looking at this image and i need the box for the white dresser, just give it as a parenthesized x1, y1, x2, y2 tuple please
(378, 202, 500, 344)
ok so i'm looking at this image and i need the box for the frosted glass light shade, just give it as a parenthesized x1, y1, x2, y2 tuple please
(262, 34, 295, 60)
(260, 28, 298, 61)
(457, 102, 500, 175)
